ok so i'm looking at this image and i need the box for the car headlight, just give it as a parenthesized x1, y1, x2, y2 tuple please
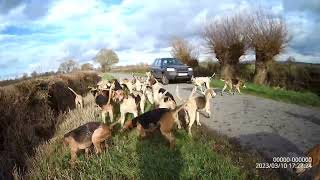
(188, 68, 193, 71)
(167, 68, 175, 71)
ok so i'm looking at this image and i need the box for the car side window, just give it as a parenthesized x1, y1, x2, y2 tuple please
(156, 59, 161, 67)
(153, 59, 159, 66)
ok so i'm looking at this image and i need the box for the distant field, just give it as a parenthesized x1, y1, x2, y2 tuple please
(211, 79, 320, 107)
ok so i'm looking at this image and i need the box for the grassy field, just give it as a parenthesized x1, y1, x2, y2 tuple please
(25, 73, 281, 179)
(211, 79, 320, 107)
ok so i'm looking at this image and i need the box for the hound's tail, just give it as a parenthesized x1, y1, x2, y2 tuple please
(173, 87, 196, 115)
(107, 83, 115, 104)
(211, 73, 216, 78)
(175, 85, 183, 101)
(68, 87, 78, 96)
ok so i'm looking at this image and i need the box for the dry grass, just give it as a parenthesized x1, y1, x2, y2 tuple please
(0, 71, 100, 179)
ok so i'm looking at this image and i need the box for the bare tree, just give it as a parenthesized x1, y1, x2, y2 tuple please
(22, 73, 28, 79)
(94, 48, 119, 72)
(203, 14, 247, 79)
(170, 37, 199, 67)
(81, 63, 94, 71)
(31, 71, 38, 77)
(58, 59, 79, 73)
(246, 10, 289, 84)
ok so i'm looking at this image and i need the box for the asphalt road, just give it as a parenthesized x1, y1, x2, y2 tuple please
(111, 73, 320, 159)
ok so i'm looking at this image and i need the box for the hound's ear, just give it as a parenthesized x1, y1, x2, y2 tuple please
(123, 90, 128, 98)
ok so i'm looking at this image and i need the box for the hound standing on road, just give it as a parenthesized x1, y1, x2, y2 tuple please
(191, 73, 215, 93)
(220, 78, 246, 95)
(176, 85, 216, 136)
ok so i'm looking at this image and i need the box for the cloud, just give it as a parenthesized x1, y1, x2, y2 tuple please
(0, 0, 319, 79)
(0, 0, 24, 14)
(283, 0, 320, 15)
(0, 0, 53, 19)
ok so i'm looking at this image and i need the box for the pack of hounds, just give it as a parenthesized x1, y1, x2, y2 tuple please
(64, 72, 319, 179)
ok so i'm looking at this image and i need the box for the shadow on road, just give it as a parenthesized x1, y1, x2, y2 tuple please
(238, 132, 304, 160)
(285, 111, 320, 126)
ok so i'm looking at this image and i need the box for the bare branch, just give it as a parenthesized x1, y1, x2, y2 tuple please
(170, 37, 199, 67)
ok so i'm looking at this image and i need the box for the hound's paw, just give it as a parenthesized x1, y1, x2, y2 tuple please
(197, 123, 202, 126)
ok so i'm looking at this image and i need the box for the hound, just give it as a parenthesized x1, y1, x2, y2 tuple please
(176, 85, 216, 136)
(63, 122, 113, 167)
(131, 90, 147, 114)
(144, 85, 155, 105)
(97, 80, 111, 90)
(120, 78, 134, 94)
(112, 85, 139, 127)
(121, 104, 188, 149)
(95, 85, 114, 123)
(132, 74, 143, 92)
(146, 71, 152, 80)
(68, 87, 84, 108)
(221, 78, 246, 95)
(148, 77, 174, 107)
(191, 73, 215, 93)
(295, 144, 320, 179)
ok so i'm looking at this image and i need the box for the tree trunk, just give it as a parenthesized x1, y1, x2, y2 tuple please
(220, 63, 238, 80)
(101, 64, 107, 72)
(254, 51, 269, 85)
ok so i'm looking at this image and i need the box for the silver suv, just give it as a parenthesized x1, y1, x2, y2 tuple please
(150, 58, 193, 85)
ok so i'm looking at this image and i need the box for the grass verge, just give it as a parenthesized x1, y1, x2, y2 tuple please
(101, 73, 114, 80)
(211, 79, 320, 107)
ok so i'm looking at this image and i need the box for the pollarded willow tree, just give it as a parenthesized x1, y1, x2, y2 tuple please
(170, 37, 199, 67)
(247, 10, 289, 84)
(203, 14, 247, 79)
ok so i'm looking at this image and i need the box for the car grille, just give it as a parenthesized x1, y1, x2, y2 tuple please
(176, 67, 188, 72)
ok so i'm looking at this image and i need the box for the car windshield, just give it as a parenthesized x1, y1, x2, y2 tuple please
(162, 58, 183, 65)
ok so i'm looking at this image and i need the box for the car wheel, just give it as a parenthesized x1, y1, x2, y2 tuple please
(162, 74, 169, 85)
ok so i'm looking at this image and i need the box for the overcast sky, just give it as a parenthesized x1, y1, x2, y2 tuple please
(0, 0, 319, 79)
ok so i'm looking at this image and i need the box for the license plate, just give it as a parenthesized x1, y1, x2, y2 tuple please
(178, 73, 188, 76)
